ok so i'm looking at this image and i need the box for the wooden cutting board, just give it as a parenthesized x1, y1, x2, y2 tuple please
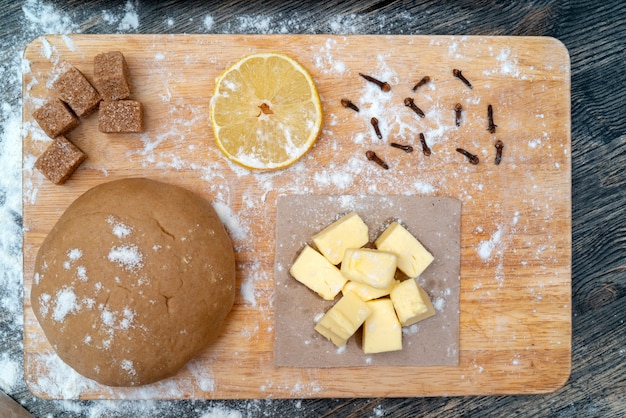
(22, 35, 571, 399)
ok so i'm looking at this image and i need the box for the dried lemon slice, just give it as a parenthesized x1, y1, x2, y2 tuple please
(210, 52, 323, 170)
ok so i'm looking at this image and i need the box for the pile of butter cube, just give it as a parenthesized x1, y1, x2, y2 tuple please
(289, 212, 436, 354)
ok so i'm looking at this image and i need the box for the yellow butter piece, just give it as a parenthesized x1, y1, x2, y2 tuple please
(342, 279, 398, 301)
(362, 298, 402, 354)
(289, 245, 347, 300)
(390, 279, 435, 326)
(312, 212, 369, 265)
(375, 221, 434, 278)
(314, 291, 372, 347)
(340, 248, 397, 289)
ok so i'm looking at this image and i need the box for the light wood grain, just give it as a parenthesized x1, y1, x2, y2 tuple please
(22, 34, 571, 399)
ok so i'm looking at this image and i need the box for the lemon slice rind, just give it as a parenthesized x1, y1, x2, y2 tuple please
(210, 52, 323, 170)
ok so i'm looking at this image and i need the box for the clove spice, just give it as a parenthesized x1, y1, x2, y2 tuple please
(366, 150, 389, 169)
(456, 148, 479, 165)
(419, 133, 431, 156)
(359, 73, 391, 92)
(412, 76, 431, 92)
(452, 69, 472, 89)
(340, 98, 359, 112)
(494, 140, 504, 165)
(370, 117, 383, 139)
(390, 142, 413, 153)
(404, 97, 425, 118)
(454, 103, 463, 127)
(487, 104, 497, 133)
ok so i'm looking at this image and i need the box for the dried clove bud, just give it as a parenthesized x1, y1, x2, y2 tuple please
(419, 133, 431, 156)
(404, 97, 425, 118)
(359, 73, 391, 92)
(453, 69, 472, 89)
(390, 142, 413, 153)
(412, 76, 431, 92)
(487, 104, 497, 133)
(340, 98, 359, 112)
(454, 103, 463, 127)
(370, 117, 382, 139)
(456, 148, 479, 165)
(494, 140, 504, 165)
(366, 150, 389, 169)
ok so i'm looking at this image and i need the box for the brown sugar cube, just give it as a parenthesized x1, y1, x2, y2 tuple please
(32, 98, 80, 138)
(35, 136, 86, 185)
(98, 100, 144, 133)
(94, 51, 132, 100)
(53, 65, 101, 117)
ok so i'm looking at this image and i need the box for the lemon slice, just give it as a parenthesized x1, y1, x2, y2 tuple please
(210, 52, 323, 170)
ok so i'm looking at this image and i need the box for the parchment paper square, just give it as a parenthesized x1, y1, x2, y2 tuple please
(274, 195, 461, 367)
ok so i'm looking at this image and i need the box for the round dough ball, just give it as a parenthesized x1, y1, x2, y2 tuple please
(31, 178, 236, 386)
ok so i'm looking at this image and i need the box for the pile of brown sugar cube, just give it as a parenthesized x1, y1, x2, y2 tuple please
(33, 51, 144, 185)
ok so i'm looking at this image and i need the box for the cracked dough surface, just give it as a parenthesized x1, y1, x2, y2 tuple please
(31, 178, 236, 386)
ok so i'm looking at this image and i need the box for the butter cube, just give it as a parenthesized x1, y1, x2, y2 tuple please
(375, 222, 434, 278)
(362, 298, 402, 354)
(342, 280, 398, 301)
(314, 291, 372, 347)
(340, 248, 397, 289)
(390, 279, 435, 326)
(290, 245, 347, 300)
(312, 212, 369, 265)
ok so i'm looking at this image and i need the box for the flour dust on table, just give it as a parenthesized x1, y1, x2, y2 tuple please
(1, 1, 274, 417)
(3, 1, 402, 415)
(5, 0, 572, 415)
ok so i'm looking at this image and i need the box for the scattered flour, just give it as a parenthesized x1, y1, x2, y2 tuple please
(28, 352, 101, 399)
(212, 201, 249, 242)
(112, 223, 132, 238)
(373, 404, 386, 417)
(240, 261, 270, 308)
(240, 276, 258, 307)
(477, 228, 503, 261)
(21, 0, 80, 34)
(51, 287, 79, 322)
(314, 38, 347, 75)
(102, 1, 139, 31)
(3, 1, 569, 415)
(199, 408, 243, 418)
(0, 353, 20, 392)
(107, 216, 133, 238)
(402, 323, 420, 336)
(67, 248, 82, 261)
(433, 296, 446, 312)
(187, 358, 216, 392)
(99, 306, 136, 333)
(496, 47, 521, 78)
(120, 359, 137, 376)
(2, 2, 299, 416)
(203, 15, 215, 31)
(108, 245, 144, 271)
(63, 248, 82, 269)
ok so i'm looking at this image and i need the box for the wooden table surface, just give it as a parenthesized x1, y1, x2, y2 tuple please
(2, 0, 625, 417)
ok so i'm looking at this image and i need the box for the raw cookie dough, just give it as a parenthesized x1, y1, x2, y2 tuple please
(31, 178, 236, 386)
